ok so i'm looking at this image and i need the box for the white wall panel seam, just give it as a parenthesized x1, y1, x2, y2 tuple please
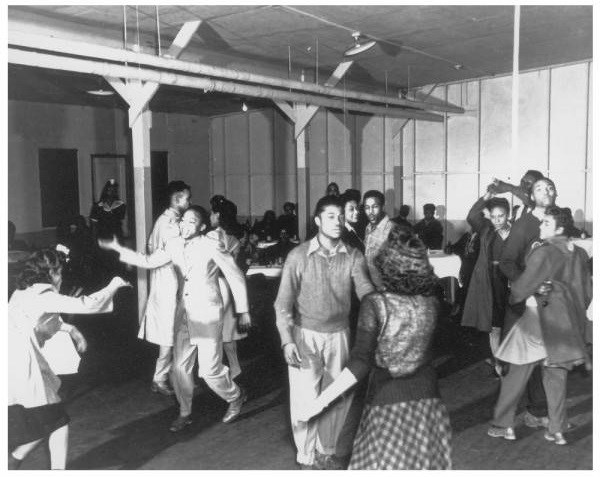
(583, 61, 591, 225)
(546, 66, 552, 177)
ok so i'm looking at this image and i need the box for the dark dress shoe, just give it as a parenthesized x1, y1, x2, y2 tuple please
(169, 415, 192, 432)
(151, 381, 175, 396)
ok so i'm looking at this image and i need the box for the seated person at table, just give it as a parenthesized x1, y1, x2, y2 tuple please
(392, 205, 413, 230)
(253, 210, 279, 242)
(236, 230, 259, 272)
(277, 202, 298, 240)
(264, 228, 298, 264)
(414, 204, 443, 250)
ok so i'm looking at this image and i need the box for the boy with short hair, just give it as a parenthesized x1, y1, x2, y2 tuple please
(274, 195, 374, 469)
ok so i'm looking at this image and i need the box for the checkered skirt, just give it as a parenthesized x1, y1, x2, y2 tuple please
(348, 398, 452, 470)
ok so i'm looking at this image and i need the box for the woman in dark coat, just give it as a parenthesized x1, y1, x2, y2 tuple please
(461, 191, 511, 371)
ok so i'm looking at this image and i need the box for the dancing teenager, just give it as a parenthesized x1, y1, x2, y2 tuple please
(489, 206, 592, 444)
(143, 181, 191, 396)
(462, 190, 511, 375)
(8, 248, 129, 469)
(298, 228, 452, 469)
(100, 206, 250, 432)
(274, 196, 374, 469)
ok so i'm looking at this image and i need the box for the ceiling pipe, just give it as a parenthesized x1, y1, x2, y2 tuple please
(8, 47, 444, 122)
(8, 30, 463, 114)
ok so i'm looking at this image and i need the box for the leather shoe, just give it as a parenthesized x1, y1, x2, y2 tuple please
(222, 389, 247, 423)
(151, 381, 175, 396)
(169, 415, 192, 432)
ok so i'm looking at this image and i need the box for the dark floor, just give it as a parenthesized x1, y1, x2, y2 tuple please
(12, 283, 594, 470)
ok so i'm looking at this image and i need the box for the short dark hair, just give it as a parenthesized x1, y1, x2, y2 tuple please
(167, 180, 191, 199)
(363, 190, 385, 206)
(545, 206, 572, 235)
(16, 248, 67, 290)
(340, 189, 361, 207)
(314, 195, 343, 218)
(283, 202, 296, 212)
(524, 170, 545, 182)
(486, 197, 510, 214)
(423, 203, 436, 213)
(212, 198, 240, 236)
(185, 205, 209, 228)
(399, 204, 410, 217)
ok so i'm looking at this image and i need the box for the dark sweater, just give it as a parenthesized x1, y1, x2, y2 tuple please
(499, 211, 541, 282)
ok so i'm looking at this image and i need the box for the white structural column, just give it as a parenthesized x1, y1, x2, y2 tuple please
(511, 5, 520, 181)
(130, 106, 153, 316)
(295, 128, 309, 241)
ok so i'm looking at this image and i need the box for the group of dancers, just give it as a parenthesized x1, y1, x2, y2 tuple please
(8, 170, 592, 469)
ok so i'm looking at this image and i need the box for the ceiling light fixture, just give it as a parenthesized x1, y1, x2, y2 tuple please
(86, 78, 115, 96)
(344, 31, 376, 57)
(86, 89, 115, 96)
(242, 102, 248, 112)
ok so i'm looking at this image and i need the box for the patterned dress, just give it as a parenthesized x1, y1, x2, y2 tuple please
(346, 292, 452, 470)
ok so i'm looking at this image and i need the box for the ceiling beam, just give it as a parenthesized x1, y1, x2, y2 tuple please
(8, 30, 463, 114)
(9, 48, 444, 122)
(294, 60, 353, 138)
(125, 20, 202, 126)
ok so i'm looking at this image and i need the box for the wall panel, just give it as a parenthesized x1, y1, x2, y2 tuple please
(480, 75, 512, 176)
(224, 115, 249, 175)
(307, 111, 327, 174)
(549, 63, 588, 172)
(328, 112, 353, 174)
(249, 110, 274, 175)
(357, 114, 384, 174)
(518, 69, 549, 172)
(447, 81, 479, 173)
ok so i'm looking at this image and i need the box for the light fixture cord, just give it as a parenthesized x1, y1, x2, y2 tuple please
(156, 5, 162, 56)
(315, 37, 319, 85)
(122, 6, 128, 68)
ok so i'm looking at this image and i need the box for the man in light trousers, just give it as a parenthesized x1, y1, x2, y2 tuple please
(274, 195, 374, 469)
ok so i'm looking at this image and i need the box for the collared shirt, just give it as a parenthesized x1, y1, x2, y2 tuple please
(274, 236, 374, 346)
(364, 215, 396, 289)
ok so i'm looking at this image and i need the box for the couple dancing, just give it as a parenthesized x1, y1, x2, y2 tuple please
(100, 202, 251, 432)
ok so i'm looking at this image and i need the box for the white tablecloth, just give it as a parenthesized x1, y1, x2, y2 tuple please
(428, 251, 461, 282)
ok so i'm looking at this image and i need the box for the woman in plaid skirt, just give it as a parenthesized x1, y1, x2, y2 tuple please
(297, 227, 452, 469)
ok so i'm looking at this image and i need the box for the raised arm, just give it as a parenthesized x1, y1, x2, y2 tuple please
(38, 276, 130, 315)
(99, 236, 172, 269)
(467, 194, 492, 234)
